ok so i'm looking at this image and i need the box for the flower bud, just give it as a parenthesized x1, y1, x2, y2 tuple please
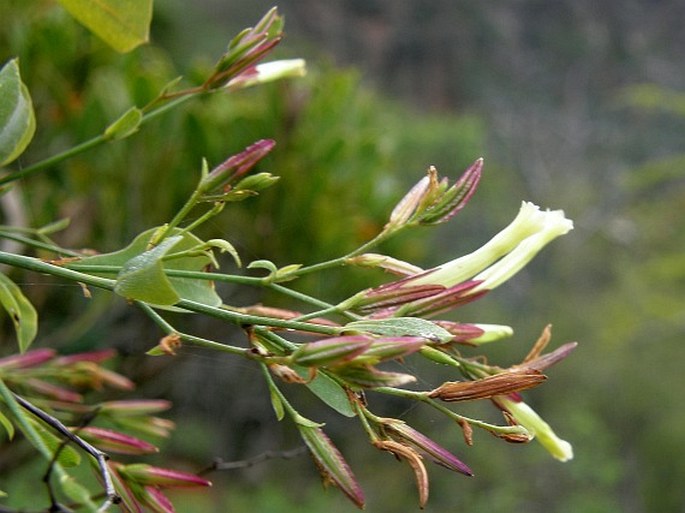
(495, 397, 573, 461)
(98, 399, 172, 416)
(290, 336, 372, 367)
(76, 427, 158, 455)
(298, 425, 365, 509)
(433, 321, 514, 344)
(384, 420, 473, 476)
(198, 139, 275, 196)
(0, 348, 55, 370)
(345, 253, 424, 277)
(119, 464, 211, 488)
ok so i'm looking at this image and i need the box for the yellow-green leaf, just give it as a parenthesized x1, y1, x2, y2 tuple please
(104, 107, 143, 140)
(0, 273, 38, 353)
(114, 236, 183, 305)
(80, 227, 222, 309)
(0, 58, 35, 166)
(57, 0, 153, 53)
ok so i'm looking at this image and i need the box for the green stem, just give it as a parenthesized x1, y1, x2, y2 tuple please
(0, 96, 193, 187)
(0, 231, 81, 257)
(374, 386, 526, 436)
(0, 251, 342, 336)
(137, 302, 249, 356)
(148, 189, 203, 246)
(287, 227, 403, 279)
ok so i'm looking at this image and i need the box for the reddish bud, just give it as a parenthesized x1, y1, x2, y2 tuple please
(0, 348, 56, 369)
(77, 427, 158, 455)
(119, 464, 211, 488)
(385, 421, 473, 476)
(291, 336, 373, 367)
(199, 139, 275, 195)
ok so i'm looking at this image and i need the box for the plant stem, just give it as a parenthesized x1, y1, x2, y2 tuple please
(287, 228, 402, 279)
(375, 386, 527, 436)
(138, 302, 249, 356)
(0, 251, 342, 336)
(0, 96, 193, 187)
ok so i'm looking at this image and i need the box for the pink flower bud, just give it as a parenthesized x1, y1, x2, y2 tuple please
(291, 336, 373, 367)
(77, 427, 158, 455)
(0, 348, 55, 369)
(199, 139, 276, 195)
(119, 464, 211, 488)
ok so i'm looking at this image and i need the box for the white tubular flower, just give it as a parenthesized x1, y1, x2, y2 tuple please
(413, 201, 573, 289)
(498, 397, 574, 462)
(226, 59, 307, 91)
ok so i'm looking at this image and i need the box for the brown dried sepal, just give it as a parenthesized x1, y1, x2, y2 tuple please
(522, 324, 552, 363)
(456, 418, 474, 446)
(373, 440, 429, 509)
(429, 369, 546, 402)
(269, 363, 308, 384)
(158, 334, 182, 356)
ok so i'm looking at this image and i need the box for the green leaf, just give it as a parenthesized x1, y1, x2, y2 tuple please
(344, 317, 453, 344)
(80, 227, 222, 309)
(0, 58, 36, 167)
(57, 0, 153, 53)
(299, 368, 356, 418)
(0, 408, 15, 440)
(104, 107, 143, 140)
(0, 273, 38, 352)
(114, 236, 183, 305)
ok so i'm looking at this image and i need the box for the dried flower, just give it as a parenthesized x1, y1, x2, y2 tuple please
(374, 439, 429, 508)
(429, 369, 546, 402)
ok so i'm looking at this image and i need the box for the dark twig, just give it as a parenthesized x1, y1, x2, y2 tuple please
(199, 446, 308, 475)
(12, 393, 120, 512)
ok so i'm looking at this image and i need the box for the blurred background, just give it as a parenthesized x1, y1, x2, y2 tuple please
(1, 1, 684, 512)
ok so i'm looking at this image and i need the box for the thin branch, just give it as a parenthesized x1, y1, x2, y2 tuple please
(12, 393, 119, 512)
(198, 446, 307, 475)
